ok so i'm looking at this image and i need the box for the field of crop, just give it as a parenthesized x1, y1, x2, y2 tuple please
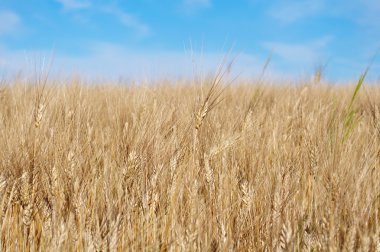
(0, 74, 379, 251)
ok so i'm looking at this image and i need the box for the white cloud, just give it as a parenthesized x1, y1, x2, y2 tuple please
(55, 0, 91, 10)
(0, 10, 21, 36)
(268, 0, 324, 24)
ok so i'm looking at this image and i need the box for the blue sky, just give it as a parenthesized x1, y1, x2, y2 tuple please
(0, 0, 379, 81)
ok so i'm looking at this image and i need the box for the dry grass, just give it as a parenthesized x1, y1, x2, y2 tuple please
(0, 76, 379, 251)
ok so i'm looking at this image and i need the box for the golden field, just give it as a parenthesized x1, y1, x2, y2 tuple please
(0, 75, 379, 251)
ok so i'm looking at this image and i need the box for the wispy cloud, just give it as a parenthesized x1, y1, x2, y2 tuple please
(0, 10, 21, 36)
(355, 0, 380, 28)
(0, 42, 262, 80)
(3, 40, 376, 82)
(268, 0, 324, 24)
(113, 10, 151, 36)
(55, 0, 91, 10)
(262, 36, 332, 65)
(362, 0, 380, 10)
(264, 43, 317, 64)
(184, 0, 211, 8)
(182, 0, 211, 14)
(55, 1, 151, 36)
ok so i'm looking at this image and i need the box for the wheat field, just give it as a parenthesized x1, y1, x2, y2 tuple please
(0, 74, 379, 251)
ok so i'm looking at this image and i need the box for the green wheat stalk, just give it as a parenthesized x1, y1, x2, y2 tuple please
(342, 67, 369, 142)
